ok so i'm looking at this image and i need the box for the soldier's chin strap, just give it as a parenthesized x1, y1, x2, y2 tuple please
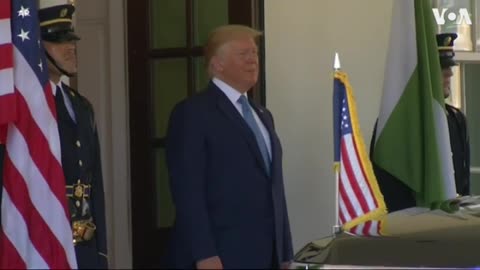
(45, 51, 75, 78)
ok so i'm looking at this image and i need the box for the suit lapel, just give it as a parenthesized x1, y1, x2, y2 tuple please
(211, 83, 269, 176)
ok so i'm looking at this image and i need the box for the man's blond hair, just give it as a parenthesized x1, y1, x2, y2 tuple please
(204, 24, 262, 76)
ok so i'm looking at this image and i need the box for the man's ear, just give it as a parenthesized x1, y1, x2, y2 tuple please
(42, 41, 53, 54)
(211, 55, 224, 72)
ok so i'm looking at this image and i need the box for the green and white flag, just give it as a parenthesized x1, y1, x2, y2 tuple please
(372, 0, 456, 206)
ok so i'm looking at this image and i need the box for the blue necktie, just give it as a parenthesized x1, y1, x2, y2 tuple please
(238, 95, 271, 176)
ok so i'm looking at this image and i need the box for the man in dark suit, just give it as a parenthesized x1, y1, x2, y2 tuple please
(165, 24, 293, 269)
(1, 1, 108, 268)
(370, 32, 470, 212)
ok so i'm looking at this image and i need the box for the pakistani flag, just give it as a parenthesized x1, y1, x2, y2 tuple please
(372, 0, 456, 206)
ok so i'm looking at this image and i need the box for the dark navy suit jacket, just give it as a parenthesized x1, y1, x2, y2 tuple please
(165, 81, 293, 269)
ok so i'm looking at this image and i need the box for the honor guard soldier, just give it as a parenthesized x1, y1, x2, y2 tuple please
(437, 33, 471, 196)
(38, 0, 108, 268)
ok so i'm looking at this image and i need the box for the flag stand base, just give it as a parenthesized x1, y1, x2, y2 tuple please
(332, 225, 342, 237)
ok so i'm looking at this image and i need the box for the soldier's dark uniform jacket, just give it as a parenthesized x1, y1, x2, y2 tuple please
(446, 104, 470, 196)
(439, 33, 470, 196)
(57, 83, 108, 269)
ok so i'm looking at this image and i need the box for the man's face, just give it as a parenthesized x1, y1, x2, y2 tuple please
(43, 40, 78, 77)
(442, 67, 453, 98)
(214, 37, 259, 93)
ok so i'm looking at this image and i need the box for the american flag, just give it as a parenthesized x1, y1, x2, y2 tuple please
(347, 220, 383, 237)
(333, 70, 387, 236)
(0, 0, 77, 268)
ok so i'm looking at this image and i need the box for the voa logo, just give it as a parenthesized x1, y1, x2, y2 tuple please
(432, 8, 472, 25)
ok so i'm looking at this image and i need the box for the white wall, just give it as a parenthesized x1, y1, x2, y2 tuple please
(264, 0, 393, 252)
(76, 0, 131, 268)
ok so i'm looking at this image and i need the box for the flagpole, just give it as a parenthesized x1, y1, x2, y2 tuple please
(333, 52, 342, 236)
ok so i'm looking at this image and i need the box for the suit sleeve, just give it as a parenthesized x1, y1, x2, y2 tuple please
(267, 110, 293, 262)
(166, 102, 217, 262)
(88, 104, 109, 268)
(462, 112, 470, 195)
(282, 192, 294, 262)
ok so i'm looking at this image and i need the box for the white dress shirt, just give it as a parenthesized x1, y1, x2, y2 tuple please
(51, 80, 76, 122)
